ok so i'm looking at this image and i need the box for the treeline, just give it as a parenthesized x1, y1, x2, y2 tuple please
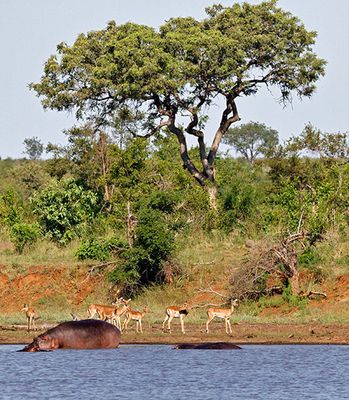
(1, 124, 349, 297)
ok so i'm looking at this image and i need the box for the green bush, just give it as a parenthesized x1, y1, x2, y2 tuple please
(10, 222, 41, 253)
(75, 239, 111, 261)
(282, 285, 309, 308)
(0, 189, 22, 227)
(109, 208, 175, 287)
(76, 237, 128, 261)
(31, 178, 99, 245)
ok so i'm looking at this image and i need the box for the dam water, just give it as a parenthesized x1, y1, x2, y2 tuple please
(1, 344, 348, 399)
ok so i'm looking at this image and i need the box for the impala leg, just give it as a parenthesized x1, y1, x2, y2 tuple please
(225, 318, 232, 334)
(180, 315, 185, 334)
(227, 319, 232, 334)
(167, 315, 174, 333)
(139, 320, 143, 333)
(32, 316, 37, 331)
(162, 315, 169, 331)
(117, 317, 123, 332)
(124, 315, 131, 332)
(206, 316, 214, 333)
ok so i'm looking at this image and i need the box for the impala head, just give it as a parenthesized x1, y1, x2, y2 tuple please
(143, 306, 151, 313)
(182, 301, 190, 309)
(22, 304, 29, 312)
(121, 298, 131, 306)
(231, 299, 239, 307)
(112, 297, 124, 306)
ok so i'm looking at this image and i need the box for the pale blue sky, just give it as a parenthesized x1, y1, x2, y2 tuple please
(0, 0, 348, 158)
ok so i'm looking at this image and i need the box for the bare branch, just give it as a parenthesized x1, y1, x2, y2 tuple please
(129, 119, 171, 139)
(196, 286, 230, 299)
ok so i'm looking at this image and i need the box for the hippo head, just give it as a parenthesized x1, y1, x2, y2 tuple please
(20, 337, 41, 352)
(35, 334, 55, 350)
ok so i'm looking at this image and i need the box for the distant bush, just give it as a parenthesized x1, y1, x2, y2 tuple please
(10, 222, 41, 253)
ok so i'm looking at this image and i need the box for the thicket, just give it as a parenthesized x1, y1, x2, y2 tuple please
(0, 125, 348, 299)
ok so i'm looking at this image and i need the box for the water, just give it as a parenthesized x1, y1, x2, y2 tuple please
(0, 344, 348, 400)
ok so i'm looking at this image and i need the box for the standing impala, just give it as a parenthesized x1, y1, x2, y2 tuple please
(206, 299, 239, 334)
(162, 302, 189, 334)
(111, 299, 131, 331)
(87, 298, 124, 320)
(22, 304, 37, 332)
(123, 306, 150, 333)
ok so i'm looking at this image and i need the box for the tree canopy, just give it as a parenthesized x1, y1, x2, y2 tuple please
(224, 121, 279, 162)
(31, 1, 325, 186)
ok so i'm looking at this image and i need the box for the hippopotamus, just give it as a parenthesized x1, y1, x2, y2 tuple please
(174, 342, 241, 350)
(19, 319, 121, 352)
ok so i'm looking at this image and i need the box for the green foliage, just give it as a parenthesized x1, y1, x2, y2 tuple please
(31, 178, 99, 245)
(216, 159, 269, 232)
(0, 189, 22, 227)
(10, 222, 41, 254)
(141, 190, 180, 214)
(76, 237, 127, 261)
(224, 121, 279, 162)
(75, 239, 110, 261)
(282, 285, 309, 308)
(109, 207, 175, 288)
(298, 247, 324, 282)
(287, 123, 348, 159)
(23, 136, 44, 160)
(12, 161, 50, 198)
(109, 138, 148, 194)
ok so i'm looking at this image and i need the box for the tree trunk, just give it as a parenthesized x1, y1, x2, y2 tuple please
(208, 186, 218, 210)
(289, 269, 300, 296)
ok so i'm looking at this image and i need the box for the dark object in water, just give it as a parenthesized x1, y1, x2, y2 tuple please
(19, 319, 121, 352)
(174, 342, 241, 350)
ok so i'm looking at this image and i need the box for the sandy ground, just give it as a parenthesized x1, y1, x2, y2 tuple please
(2, 321, 349, 346)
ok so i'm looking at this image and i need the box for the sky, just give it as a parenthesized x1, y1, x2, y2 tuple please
(0, 0, 348, 159)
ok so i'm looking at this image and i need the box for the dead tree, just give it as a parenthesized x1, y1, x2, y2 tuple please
(271, 232, 305, 296)
(231, 232, 316, 299)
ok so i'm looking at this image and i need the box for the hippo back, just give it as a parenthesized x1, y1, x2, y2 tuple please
(20, 319, 121, 351)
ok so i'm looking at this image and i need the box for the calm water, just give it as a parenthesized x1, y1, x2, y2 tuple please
(1, 344, 348, 400)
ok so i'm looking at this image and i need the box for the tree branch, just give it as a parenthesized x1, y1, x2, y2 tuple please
(207, 96, 240, 166)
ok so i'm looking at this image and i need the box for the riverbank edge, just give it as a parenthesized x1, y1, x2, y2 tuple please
(2, 322, 349, 345)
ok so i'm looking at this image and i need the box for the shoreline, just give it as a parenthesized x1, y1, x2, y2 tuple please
(2, 321, 349, 346)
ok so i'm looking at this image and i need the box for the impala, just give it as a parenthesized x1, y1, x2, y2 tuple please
(111, 299, 131, 331)
(206, 299, 239, 334)
(162, 303, 189, 334)
(22, 304, 37, 332)
(123, 306, 150, 333)
(87, 298, 124, 320)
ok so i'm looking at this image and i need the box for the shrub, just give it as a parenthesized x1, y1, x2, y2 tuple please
(0, 189, 22, 227)
(76, 237, 128, 261)
(10, 222, 41, 253)
(75, 239, 110, 261)
(31, 178, 99, 245)
(109, 208, 175, 287)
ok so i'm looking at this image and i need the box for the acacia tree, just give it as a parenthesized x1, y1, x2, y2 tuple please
(224, 121, 279, 163)
(30, 1, 325, 187)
